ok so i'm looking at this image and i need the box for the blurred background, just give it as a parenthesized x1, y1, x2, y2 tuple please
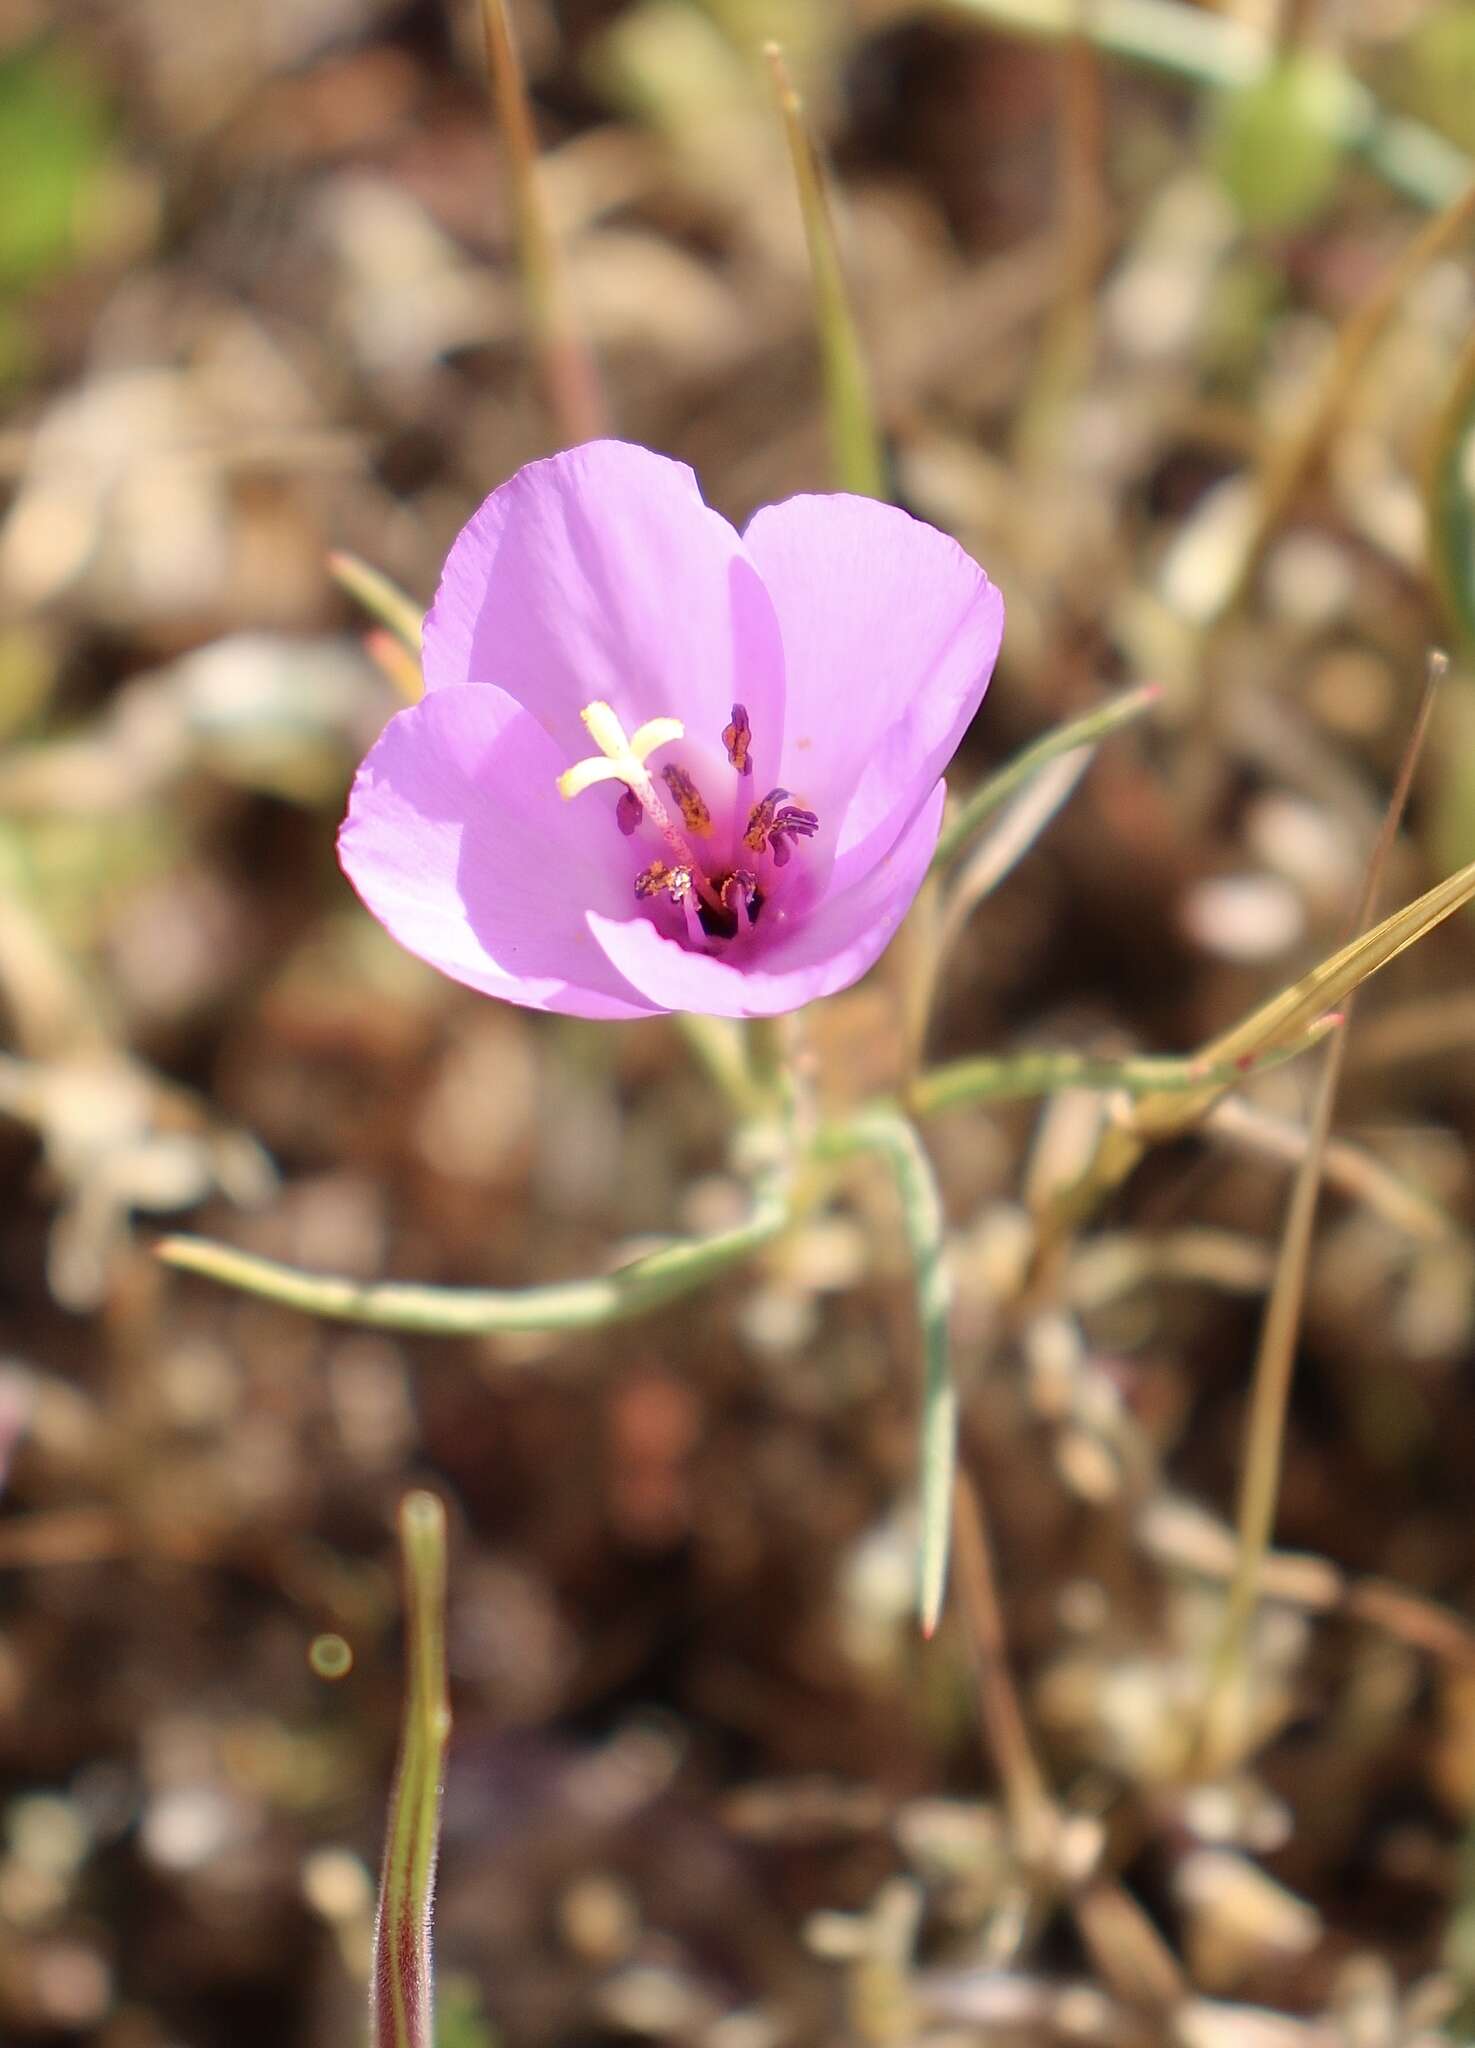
(6, 0, 1475, 2042)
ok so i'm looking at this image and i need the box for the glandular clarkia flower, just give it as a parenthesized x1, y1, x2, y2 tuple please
(339, 441, 1003, 1019)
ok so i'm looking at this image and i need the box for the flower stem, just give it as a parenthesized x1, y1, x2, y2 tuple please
(910, 1020, 1337, 1116)
(157, 1164, 792, 1336)
(819, 1109, 954, 1632)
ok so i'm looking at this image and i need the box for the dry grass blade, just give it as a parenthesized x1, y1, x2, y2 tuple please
(481, 0, 605, 447)
(1205, 1095, 1454, 1242)
(1195, 655, 1444, 1772)
(1046, 829, 1475, 1239)
(1225, 177, 1475, 614)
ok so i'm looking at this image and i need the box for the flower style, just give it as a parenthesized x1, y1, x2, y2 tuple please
(338, 441, 1004, 1019)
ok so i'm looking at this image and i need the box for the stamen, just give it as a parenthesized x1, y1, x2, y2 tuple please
(723, 869, 760, 933)
(661, 763, 713, 838)
(743, 787, 819, 864)
(722, 703, 753, 777)
(635, 860, 694, 902)
(558, 699, 724, 913)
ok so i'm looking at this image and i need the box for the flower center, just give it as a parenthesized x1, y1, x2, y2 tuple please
(557, 699, 820, 950)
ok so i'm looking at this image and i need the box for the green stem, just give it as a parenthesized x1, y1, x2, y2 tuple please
(820, 1110, 954, 1633)
(157, 1165, 792, 1336)
(911, 1021, 1336, 1117)
(372, 1491, 450, 2048)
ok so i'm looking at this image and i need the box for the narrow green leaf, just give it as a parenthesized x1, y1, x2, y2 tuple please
(932, 683, 1158, 872)
(157, 1166, 792, 1335)
(821, 1111, 954, 1634)
(765, 42, 887, 500)
(1429, 326, 1475, 652)
(373, 1491, 450, 2048)
(327, 552, 425, 658)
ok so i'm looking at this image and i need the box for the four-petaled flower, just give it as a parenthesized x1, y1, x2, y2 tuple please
(338, 441, 1004, 1019)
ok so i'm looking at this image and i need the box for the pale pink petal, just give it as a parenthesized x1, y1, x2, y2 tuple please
(586, 783, 945, 1018)
(422, 440, 788, 781)
(742, 493, 1003, 889)
(339, 684, 661, 1020)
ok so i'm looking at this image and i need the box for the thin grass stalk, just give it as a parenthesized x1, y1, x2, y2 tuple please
(951, 1465, 1055, 1854)
(480, 0, 605, 447)
(1042, 844, 1475, 1239)
(373, 1491, 451, 2048)
(1013, 0, 1108, 464)
(1224, 178, 1475, 617)
(764, 43, 887, 500)
(1197, 655, 1444, 1769)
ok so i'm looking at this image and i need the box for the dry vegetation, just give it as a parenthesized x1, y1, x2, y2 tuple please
(5, 0, 1475, 2043)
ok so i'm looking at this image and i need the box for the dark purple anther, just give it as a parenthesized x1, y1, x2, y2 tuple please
(616, 787, 643, 835)
(743, 787, 819, 864)
(722, 703, 753, 776)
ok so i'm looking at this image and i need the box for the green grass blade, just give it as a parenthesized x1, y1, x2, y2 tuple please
(156, 1167, 792, 1335)
(1429, 328, 1475, 652)
(327, 552, 425, 657)
(373, 1491, 450, 2048)
(764, 43, 886, 499)
(932, 683, 1158, 871)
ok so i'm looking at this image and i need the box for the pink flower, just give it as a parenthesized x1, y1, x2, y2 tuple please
(338, 441, 1003, 1020)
